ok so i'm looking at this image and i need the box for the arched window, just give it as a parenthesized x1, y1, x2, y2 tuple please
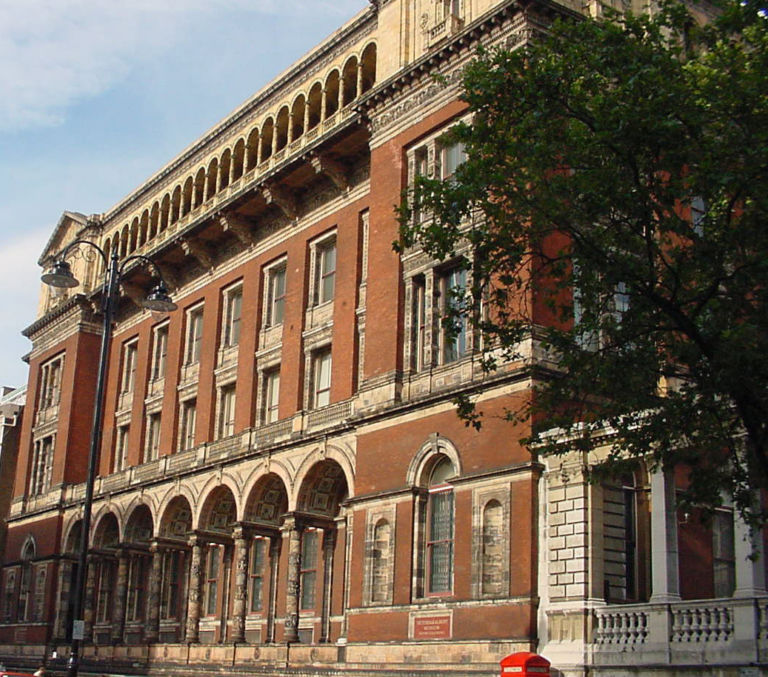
(17, 540, 35, 621)
(371, 519, 391, 603)
(426, 457, 454, 595)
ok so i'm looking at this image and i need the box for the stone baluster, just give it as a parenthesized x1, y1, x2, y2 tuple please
(111, 551, 129, 644)
(145, 543, 162, 643)
(185, 536, 203, 644)
(231, 527, 249, 644)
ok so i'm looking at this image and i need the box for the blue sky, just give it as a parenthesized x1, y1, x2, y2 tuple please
(0, 0, 368, 389)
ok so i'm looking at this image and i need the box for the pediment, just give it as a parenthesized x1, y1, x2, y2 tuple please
(37, 211, 90, 266)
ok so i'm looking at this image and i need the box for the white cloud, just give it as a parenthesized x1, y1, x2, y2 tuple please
(0, 0, 366, 132)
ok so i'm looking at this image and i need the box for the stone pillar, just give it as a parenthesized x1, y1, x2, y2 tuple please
(356, 63, 364, 99)
(283, 517, 302, 643)
(145, 544, 162, 643)
(185, 537, 203, 644)
(733, 509, 767, 598)
(111, 552, 129, 644)
(271, 124, 279, 157)
(231, 527, 249, 644)
(319, 529, 335, 643)
(321, 88, 328, 121)
(83, 557, 97, 641)
(303, 101, 310, 134)
(229, 153, 236, 185)
(287, 113, 295, 145)
(649, 468, 680, 602)
(266, 536, 281, 644)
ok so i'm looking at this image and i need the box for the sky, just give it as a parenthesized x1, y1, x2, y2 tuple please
(0, 0, 369, 389)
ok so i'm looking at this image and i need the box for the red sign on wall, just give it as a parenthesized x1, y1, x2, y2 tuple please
(412, 614, 451, 640)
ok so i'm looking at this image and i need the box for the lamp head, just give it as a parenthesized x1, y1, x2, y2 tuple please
(41, 260, 79, 288)
(142, 281, 177, 313)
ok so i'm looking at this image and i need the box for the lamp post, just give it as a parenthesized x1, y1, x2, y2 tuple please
(41, 240, 177, 677)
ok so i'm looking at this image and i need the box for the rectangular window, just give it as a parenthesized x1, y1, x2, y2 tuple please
(439, 266, 468, 364)
(179, 399, 197, 451)
(440, 140, 465, 182)
(185, 306, 204, 365)
(145, 413, 161, 462)
(313, 236, 336, 306)
(160, 550, 184, 620)
(114, 424, 129, 472)
(126, 556, 147, 622)
(150, 324, 169, 381)
(300, 530, 319, 610)
(218, 384, 236, 438)
(121, 340, 138, 393)
(713, 510, 735, 598)
(17, 565, 31, 622)
(205, 546, 220, 616)
(263, 368, 280, 424)
(222, 284, 243, 348)
(311, 348, 332, 409)
(3, 569, 16, 623)
(427, 488, 454, 594)
(95, 560, 115, 623)
(29, 435, 54, 495)
(249, 538, 268, 613)
(412, 276, 427, 370)
(39, 355, 63, 409)
(266, 262, 287, 327)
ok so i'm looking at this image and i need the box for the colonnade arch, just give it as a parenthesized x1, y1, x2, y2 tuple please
(100, 42, 377, 274)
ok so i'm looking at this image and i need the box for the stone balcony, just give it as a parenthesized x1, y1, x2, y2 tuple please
(591, 596, 768, 668)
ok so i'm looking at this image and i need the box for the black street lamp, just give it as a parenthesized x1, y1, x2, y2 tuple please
(41, 239, 176, 677)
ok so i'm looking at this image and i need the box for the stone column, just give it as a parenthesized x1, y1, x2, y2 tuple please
(649, 468, 681, 602)
(83, 557, 97, 641)
(231, 527, 249, 644)
(111, 552, 129, 644)
(145, 543, 163, 643)
(287, 113, 295, 146)
(357, 63, 364, 99)
(733, 509, 767, 598)
(185, 537, 204, 644)
(319, 529, 336, 643)
(266, 536, 281, 644)
(321, 88, 328, 121)
(283, 517, 302, 643)
(303, 101, 310, 134)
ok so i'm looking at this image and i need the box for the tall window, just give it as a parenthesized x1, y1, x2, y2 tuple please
(160, 550, 185, 620)
(121, 340, 138, 393)
(266, 261, 287, 327)
(311, 348, 332, 409)
(439, 266, 468, 364)
(222, 284, 243, 348)
(312, 236, 336, 306)
(32, 566, 46, 622)
(426, 458, 454, 595)
(126, 556, 147, 622)
(263, 368, 280, 424)
(622, 474, 639, 600)
(179, 399, 197, 451)
(95, 560, 115, 623)
(17, 541, 34, 622)
(114, 424, 129, 472)
(300, 530, 319, 610)
(185, 305, 204, 365)
(218, 384, 236, 438)
(30, 435, 54, 495)
(39, 355, 63, 409)
(412, 276, 427, 370)
(145, 413, 161, 462)
(204, 546, 220, 616)
(3, 569, 16, 623)
(713, 509, 735, 598)
(150, 323, 169, 381)
(249, 538, 268, 613)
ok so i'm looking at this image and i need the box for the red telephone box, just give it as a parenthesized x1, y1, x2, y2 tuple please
(500, 651, 551, 676)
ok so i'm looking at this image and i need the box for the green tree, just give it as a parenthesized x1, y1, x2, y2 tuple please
(399, 0, 768, 521)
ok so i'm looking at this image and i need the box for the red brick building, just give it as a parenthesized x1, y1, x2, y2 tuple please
(2, 1, 766, 676)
